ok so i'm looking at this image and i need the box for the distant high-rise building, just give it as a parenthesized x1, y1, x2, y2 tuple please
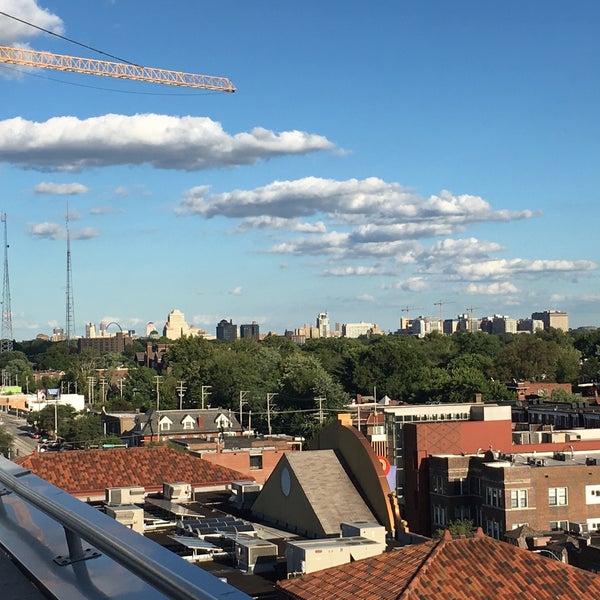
(145, 322, 157, 337)
(240, 321, 260, 340)
(163, 309, 191, 340)
(343, 322, 375, 338)
(531, 310, 569, 332)
(316, 312, 330, 338)
(216, 319, 237, 341)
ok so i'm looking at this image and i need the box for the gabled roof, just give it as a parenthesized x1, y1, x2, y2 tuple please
(15, 446, 248, 497)
(136, 408, 242, 437)
(252, 450, 375, 538)
(276, 529, 600, 599)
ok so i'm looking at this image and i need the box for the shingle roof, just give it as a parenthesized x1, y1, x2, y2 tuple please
(15, 446, 249, 496)
(285, 451, 375, 533)
(137, 408, 242, 437)
(276, 529, 600, 599)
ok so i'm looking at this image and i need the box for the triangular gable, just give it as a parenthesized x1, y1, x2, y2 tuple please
(180, 414, 196, 429)
(251, 450, 375, 538)
(214, 412, 232, 429)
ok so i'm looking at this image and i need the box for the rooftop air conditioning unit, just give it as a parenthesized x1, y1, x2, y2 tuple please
(553, 452, 566, 461)
(569, 521, 589, 535)
(163, 482, 192, 502)
(535, 459, 546, 467)
(105, 486, 145, 506)
(586, 458, 598, 466)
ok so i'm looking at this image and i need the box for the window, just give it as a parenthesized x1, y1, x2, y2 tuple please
(182, 418, 194, 430)
(486, 487, 502, 508)
(249, 454, 263, 470)
(585, 485, 600, 505)
(510, 489, 528, 509)
(485, 519, 501, 540)
(549, 520, 568, 531)
(548, 487, 568, 506)
(454, 506, 471, 521)
(432, 505, 448, 527)
(432, 474, 444, 494)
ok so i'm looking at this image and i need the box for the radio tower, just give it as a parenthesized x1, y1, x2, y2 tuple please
(65, 200, 75, 344)
(1, 212, 13, 353)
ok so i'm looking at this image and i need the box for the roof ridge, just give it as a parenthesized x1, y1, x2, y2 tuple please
(398, 528, 486, 596)
(396, 538, 443, 596)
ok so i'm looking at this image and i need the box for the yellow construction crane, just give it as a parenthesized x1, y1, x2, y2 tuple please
(0, 45, 236, 92)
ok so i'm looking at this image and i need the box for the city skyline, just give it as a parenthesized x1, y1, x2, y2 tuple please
(1, 2, 600, 341)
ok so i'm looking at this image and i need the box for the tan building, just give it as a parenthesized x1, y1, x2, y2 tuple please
(163, 309, 191, 339)
(532, 310, 569, 332)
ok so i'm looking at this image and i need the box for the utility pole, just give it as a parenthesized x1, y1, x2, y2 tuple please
(100, 378, 107, 405)
(154, 376, 162, 411)
(315, 397, 325, 425)
(87, 376, 96, 407)
(201, 385, 212, 410)
(54, 399, 58, 441)
(177, 380, 187, 410)
(266, 393, 277, 436)
(239, 390, 249, 426)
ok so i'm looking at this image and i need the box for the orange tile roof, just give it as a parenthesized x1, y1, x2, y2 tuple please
(15, 446, 249, 496)
(276, 529, 600, 599)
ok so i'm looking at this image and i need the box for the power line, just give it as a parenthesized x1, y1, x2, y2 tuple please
(0, 10, 138, 65)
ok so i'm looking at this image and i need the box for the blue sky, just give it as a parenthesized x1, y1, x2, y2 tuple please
(0, 1, 599, 341)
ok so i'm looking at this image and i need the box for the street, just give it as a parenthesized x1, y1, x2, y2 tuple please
(0, 411, 38, 459)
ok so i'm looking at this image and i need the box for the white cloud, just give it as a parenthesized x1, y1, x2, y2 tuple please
(356, 294, 375, 302)
(466, 282, 519, 295)
(89, 206, 125, 216)
(28, 221, 63, 240)
(230, 286, 243, 296)
(325, 266, 385, 276)
(27, 222, 99, 240)
(0, 114, 335, 172)
(176, 176, 595, 295)
(176, 177, 533, 225)
(33, 182, 89, 195)
(385, 277, 428, 292)
(0, 1, 64, 46)
(234, 216, 327, 233)
(452, 258, 595, 281)
(72, 227, 100, 240)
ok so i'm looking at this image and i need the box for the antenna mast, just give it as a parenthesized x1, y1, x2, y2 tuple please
(0, 212, 12, 353)
(65, 200, 75, 344)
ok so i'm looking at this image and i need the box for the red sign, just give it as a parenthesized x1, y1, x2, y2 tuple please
(377, 455, 391, 475)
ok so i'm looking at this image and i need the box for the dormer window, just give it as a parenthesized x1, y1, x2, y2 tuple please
(159, 416, 173, 432)
(181, 415, 195, 430)
(215, 414, 232, 430)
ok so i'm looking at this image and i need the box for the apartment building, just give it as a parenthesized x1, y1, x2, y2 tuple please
(382, 398, 511, 505)
(429, 450, 600, 539)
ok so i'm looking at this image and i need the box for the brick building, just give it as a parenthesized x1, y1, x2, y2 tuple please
(428, 449, 600, 539)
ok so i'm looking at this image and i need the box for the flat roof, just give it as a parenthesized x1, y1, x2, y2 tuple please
(287, 536, 382, 550)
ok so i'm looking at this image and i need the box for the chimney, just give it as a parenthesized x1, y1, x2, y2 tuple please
(474, 393, 483, 404)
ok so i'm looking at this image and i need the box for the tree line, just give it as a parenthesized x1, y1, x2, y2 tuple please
(1, 327, 598, 439)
